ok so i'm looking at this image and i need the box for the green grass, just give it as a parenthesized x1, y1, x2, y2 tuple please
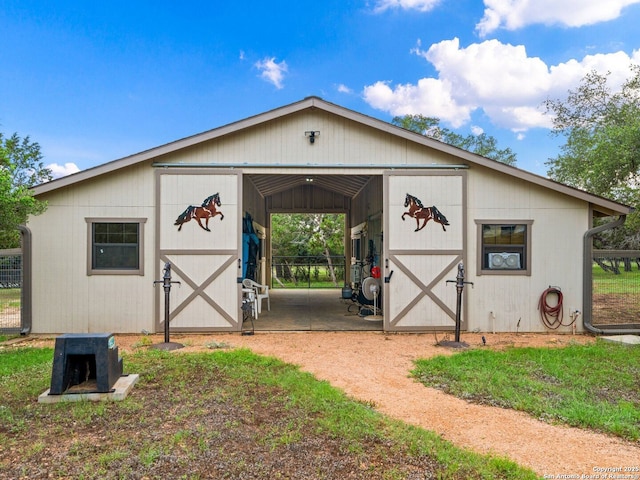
(0, 288, 21, 310)
(412, 340, 640, 441)
(593, 263, 640, 294)
(272, 264, 346, 288)
(273, 281, 342, 288)
(0, 345, 538, 479)
(0, 345, 53, 378)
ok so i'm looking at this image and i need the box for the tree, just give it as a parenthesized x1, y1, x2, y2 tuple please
(0, 133, 52, 248)
(306, 214, 344, 286)
(391, 114, 517, 166)
(271, 213, 344, 286)
(543, 65, 640, 249)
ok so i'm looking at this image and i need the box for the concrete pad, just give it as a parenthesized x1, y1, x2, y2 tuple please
(38, 374, 139, 403)
(600, 335, 640, 346)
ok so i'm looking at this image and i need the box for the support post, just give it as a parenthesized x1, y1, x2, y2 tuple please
(153, 262, 183, 350)
(443, 262, 473, 348)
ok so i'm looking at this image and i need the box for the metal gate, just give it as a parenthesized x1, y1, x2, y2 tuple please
(0, 225, 31, 335)
(591, 249, 640, 328)
(383, 171, 466, 331)
(0, 249, 22, 333)
(156, 169, 242, 332)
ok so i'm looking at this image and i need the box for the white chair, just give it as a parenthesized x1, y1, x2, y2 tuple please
(242, 278, 270, 315)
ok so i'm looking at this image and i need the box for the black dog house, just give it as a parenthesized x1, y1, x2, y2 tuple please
(49, 333, 123, 395)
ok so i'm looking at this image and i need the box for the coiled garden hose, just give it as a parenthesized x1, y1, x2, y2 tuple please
(538, 287, 574, 329)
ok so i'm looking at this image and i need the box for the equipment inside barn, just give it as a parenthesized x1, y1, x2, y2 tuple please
(49, 333, 123, 395)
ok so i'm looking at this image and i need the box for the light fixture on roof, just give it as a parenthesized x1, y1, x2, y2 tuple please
(305, 131, 320, 144)
(305, 177, 314, 182)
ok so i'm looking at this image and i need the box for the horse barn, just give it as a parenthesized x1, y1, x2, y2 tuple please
(25, 96, 632, 335)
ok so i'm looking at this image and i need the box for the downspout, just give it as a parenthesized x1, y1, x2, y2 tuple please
(582, 214, 640, 335)
(18, 225, 32, 335)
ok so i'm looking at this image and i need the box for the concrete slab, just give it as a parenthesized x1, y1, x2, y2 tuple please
(38, 374, 139, 403)
(252, 289, 384, 332)
(600, 335, 640, 346)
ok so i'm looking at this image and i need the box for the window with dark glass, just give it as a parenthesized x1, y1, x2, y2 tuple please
(92, 222, 140, 270)
(481, 224, 528, 271)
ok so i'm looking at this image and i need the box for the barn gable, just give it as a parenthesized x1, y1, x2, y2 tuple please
(32, 97, 630, 217)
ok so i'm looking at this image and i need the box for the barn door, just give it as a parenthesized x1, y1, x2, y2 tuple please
(383, 171, 466, 331)
(156, 169, 242, 332)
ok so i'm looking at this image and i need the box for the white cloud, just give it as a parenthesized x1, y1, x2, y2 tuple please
(337, 84, 353, 94)
(477, 0, 640, 36)
(373, 0, 441, 13)
(47, 162, 80, 179)
(364, 78, 473, 127)
(255, 57, 288, 89)
(363, 38, 640, 132)
(471, 125, 484, 135)
(424, 39, 551, 104)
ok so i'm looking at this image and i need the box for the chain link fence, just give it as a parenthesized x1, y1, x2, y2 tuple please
(592, 250, 640, 327)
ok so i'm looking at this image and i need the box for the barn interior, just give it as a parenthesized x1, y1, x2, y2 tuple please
(241, 172, 384, 331)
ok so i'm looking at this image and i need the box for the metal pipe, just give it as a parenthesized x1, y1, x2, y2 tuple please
(582, 215, 640, 335)
(446, 263, 473, 343)
(162, 265, 171, 343)
(18, 225, 32, 335)
(154, 262, 181, 343)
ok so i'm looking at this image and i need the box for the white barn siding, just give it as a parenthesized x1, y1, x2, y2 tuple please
(27, 98, 630, 334)
(466, 167, 587, 333)
(160, 111, 456, 168)
(29, 162, 156, 333)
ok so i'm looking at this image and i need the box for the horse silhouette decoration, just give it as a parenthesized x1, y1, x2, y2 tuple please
(402, 193, 450, 232)
(174, 193, 224, 232)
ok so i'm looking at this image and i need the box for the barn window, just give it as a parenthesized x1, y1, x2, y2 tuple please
(475, 220, 532, 276)
(86, 219, 146, 275)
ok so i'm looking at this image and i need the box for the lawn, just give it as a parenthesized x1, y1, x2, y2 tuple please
(592, 262, 640, 295)
(412, 339, 640, 441)
(0, 345, 536, 479)
(0, 288, 20, 310)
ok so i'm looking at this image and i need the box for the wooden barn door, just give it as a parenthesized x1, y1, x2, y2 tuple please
(156, 169, 242, 332)
(383, 171, 466, 331)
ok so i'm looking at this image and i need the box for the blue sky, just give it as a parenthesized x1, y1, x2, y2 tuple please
(1, 0, 640, 179)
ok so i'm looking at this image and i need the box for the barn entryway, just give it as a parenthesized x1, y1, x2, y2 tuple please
(247, 289, 383, 331)
(251, 173, 386, 332)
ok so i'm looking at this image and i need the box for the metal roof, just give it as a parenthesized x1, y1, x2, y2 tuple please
(246, 173, 373, 198)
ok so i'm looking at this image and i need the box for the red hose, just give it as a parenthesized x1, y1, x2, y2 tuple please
(538, 287, 566, 329)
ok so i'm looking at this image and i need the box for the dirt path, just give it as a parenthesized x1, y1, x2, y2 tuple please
(29, 331, 640, 477)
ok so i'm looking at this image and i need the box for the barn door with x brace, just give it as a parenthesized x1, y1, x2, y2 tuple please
(383, 171, 466, 332)
(156, 169, 242, 332)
